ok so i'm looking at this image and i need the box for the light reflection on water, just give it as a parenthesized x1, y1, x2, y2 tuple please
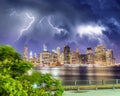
(37, 66, 120, 81)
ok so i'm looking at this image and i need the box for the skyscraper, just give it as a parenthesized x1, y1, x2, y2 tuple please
(23, 45, 28, 61)
(29, 51, 33, 62)
(106, 49, 114, 65)
(42, 51, 50, 66)
(94, 45, 106, 65)
(43, 44, 47, 51)
(70, 52, 79, 64)
(56, 47, 60, 55)
(64, 45, 70, 64)
(86, 48, 94, 64)
(33, 53, 37, 63)
(50, 52, 58, 66)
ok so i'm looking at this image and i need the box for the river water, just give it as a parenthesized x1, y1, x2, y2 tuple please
(35, 66, 120, 85)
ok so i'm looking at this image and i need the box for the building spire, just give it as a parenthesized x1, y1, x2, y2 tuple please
(23, 45, 28, 61)
(43, 44, 47, 51)
(30, 51, 33, 59)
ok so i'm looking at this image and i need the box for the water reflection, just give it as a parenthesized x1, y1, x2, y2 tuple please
(37, 66, 120, 81)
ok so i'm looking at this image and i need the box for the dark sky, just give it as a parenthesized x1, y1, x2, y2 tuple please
(0, 0, 120, 62)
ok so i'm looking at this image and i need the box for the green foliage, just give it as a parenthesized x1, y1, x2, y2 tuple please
(23, 71, 64, 96)
(0, 59, 33, 78)
(0, 45, 64, 96)
(0, 74, 27, 96)
(0, 74, 43, 96)
(0, 45, 21, 61)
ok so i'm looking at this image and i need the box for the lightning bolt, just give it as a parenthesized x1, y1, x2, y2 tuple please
(17, 13, 35, 40)
(48, 17, 64, 33)
(36, 16, 45, 28)
(10, 11, 16, 16)
(38, 17, 45, 25)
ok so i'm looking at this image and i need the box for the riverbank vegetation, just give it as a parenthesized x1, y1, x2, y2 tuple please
(0, 45, 64, 96)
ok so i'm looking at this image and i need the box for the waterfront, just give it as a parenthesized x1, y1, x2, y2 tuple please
(35, 66, 120, 84)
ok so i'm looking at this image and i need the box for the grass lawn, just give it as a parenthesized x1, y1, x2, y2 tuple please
(63, 89, 120, 96)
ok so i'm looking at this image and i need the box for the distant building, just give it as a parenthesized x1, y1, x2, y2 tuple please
(41, 51, 50, 66)
(56, 47, 60, 55)
(64, 45, 70, 64)
(32, 53, 37, 63)
(43, 44, 47, 51)
(106, 49, 114, 65)
(23, 45, 28, 61)
(29, 51, 33, 62)
(79, 54, 88, 64)
(70, 49, 79, 64)
(38, 53, 42, 64)
(59, 52, 64, 65)
(94, 45, 106, 66)
(76, 48, 79, 53)
(86, 48, 94, 64)
(50, 52, 59, 66)
(57, 47, 62, 65)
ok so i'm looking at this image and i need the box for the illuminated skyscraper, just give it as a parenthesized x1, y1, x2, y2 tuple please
(106, 49, 114, 65)
(59, 52, 64, 65)
(64, 45, 70, 64)
(41, 45, 50, 66)
(76, 48, 79, 53)
(23, 45, 28, 61)
(86, 48, 94, 64)
(29, 51, 33, 62)
(33, 53, 37, 63)
(94, 45, 106, 65)
(70, 52, 79, 64)
(79, 54, 88, 64)
(56, 47, 60, 55)
(42, 51, 50, 66)
(43, 44, 47, 51)
(50, 52, 58, 66)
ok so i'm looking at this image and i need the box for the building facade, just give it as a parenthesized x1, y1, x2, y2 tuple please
(23, 45, 28, 61)
(106, 49, 114, 65)
(64, 45, 70, 64)
(86, 48, 94, 64)
(70, 51, 79, 64)
(94, 45, 106, 66)
(41, 51, 50, 66)
(50, 52, 59, 66)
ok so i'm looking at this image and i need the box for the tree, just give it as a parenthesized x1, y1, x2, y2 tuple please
(23, 71, 64, 96)
(0, 45, 64, 96)
(0, 45, 21, 61)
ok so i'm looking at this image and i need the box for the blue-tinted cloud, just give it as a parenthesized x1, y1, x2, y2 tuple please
(0, 0, 120, 62)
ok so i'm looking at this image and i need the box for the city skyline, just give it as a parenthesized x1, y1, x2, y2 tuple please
(0, 0, 120, 62)
(24, 44, 115, 66)
(23, 44, 113, 56)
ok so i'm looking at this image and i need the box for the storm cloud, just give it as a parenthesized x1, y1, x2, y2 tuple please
(0, 0, 120, 62)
